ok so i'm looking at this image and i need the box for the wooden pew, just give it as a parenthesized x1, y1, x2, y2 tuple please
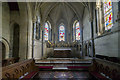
(2, 59, 39, 80)
(2, 57, 20, 67)
(89, 58, 120, 80)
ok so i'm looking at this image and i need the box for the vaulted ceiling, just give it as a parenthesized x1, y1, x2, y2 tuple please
(38, 2, 88, 25)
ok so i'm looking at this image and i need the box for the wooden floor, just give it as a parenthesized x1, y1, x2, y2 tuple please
(34, 71, 91, 80)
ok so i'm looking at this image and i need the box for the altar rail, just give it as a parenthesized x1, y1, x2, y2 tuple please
(2, 59, 39, 79)
(89, 58, 120, 80)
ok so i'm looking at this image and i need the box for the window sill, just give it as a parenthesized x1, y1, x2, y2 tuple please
(95, 28, 120, 39)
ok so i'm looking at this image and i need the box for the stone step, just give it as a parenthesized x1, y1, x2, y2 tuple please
(35, 59, 92, 64)
(35, 59, 92, 71)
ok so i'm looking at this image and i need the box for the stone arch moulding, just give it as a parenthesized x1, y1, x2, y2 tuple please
(46, 16, 54, 29)
(1, 37, 10, 59)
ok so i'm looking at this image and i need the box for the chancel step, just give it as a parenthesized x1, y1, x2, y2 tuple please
(35, 58, 92, 70)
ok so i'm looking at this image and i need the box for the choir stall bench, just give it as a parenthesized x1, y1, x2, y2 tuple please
(89, 58, 120, 80)
(2, 59, 39, 80)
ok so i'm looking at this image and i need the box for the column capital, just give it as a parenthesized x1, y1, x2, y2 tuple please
(32, 16, 37, 23)
(96, 1, 102, 10)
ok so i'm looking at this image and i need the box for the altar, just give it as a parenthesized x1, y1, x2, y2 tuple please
(53, 48, 72, 58)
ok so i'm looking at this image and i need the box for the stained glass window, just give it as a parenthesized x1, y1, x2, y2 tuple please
(73, 21, 80, 41)
(59, 25, 65, 41)
(76, 22, 80, 40)
(104, 0, 113, 30)
(44, 22, 49, 40)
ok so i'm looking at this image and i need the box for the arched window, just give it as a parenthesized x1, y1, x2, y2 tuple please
(96, 0, 113, 35)
(44, 22, 49, 41)
(104, 0, 113, 30)
(59, 24, 65, 41)
(73, 20, 80, 41)
(76, 21, 80, 40)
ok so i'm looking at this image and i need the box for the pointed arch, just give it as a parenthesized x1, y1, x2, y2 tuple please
(59, 23, 65, 41)
(103, 0, 113, 30)
(44, 21, 51, 41)
(73, 20, 80, 41)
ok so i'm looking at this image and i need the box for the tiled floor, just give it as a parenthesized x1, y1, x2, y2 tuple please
(34, 71, 91, 80)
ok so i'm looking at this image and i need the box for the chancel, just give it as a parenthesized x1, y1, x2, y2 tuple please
(0, 0, 120, 80)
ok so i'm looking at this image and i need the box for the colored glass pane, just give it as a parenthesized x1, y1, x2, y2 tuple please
(76, 22, 80, 40)
(44, 22, 49, 40)
(59, 25, 65, 41)
(104, 0, 113, 30)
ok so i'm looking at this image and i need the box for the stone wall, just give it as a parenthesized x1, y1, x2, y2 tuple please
(1, 2, 33, 60)
(83, 2, 119, 57)
(1, 3, 10, 59)
(0, 2, 2, 80)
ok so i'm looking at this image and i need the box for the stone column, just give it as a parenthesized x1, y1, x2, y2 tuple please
(81, 26, 84, 59)
(32, 18, 36, 58)
(41, 30, 44, 57)
(96, 2, 103, 35)
(89, 3, 95, 58)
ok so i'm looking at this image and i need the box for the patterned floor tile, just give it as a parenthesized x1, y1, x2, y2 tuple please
(35, 71, 91, 80)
